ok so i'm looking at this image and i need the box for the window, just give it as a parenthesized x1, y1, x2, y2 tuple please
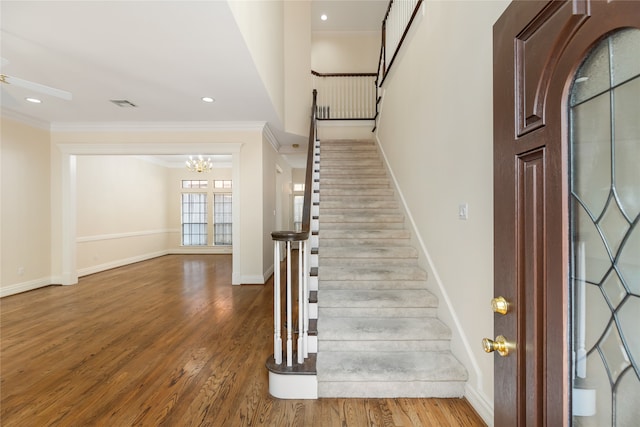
(182, 180, 208, 189)
(293, 183, 305, 192)
(213, 193, 232, 245)
(213, 180, 232, 189)
(181, 193, 207, 245)
(180, 179, 232, 246)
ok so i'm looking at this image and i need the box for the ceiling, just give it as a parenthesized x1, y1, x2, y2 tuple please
(0, 0, 388, 168)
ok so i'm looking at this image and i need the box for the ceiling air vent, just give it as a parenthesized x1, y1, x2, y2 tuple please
(110, 99, 137, 108)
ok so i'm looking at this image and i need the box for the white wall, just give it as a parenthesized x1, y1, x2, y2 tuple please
(0, 118, 52, 296)
(375, 1, 510, 422)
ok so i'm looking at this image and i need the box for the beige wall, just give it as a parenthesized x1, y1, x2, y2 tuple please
(311, 31, 380, 73)
(262, 130, 293, 279)
(0, 118, 52, 296)
(0, 120, 287, 291)
(75, 156, 171, 275)
(229, 0, 285, 124)
(284, 0, 312, 137)
(49, 126, 271, 286)
(375, 0, 510, 420)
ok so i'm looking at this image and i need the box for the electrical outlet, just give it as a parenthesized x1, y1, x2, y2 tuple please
(458, 203, 469, 220)
(17, 266, 25, 276)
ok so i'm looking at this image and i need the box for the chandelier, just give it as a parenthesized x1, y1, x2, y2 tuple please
(186, 155, 213, 173)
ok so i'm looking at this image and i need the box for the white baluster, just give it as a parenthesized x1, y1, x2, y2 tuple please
(297, 239, 305, 364)
(357, 76, 360, 118)
(286, 241, 293, 367)
(302, 239, 310, 358)
(273, 241, 282, 364)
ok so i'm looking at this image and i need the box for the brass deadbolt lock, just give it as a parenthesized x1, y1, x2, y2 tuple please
(491, 296, 509, 315)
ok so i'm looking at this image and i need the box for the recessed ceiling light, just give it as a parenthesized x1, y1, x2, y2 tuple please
(202, 97, 215, 103)
(25, 97, 42, 104)
(320, 14, 328, 21)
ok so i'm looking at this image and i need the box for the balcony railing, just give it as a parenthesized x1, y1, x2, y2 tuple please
(312, 71, 377, 120)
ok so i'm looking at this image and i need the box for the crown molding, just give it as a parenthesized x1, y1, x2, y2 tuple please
(1, 108, 51, 130)
(57, 142, 243, 156)
(262, 123, 281, 152)
(49, 121, 268, 133)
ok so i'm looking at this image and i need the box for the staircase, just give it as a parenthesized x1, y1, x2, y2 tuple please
(315, 139, 467, 398)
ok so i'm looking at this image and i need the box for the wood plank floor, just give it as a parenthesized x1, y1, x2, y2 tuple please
(1, 255, 486, 426)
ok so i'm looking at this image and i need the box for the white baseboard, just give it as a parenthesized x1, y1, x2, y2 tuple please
(241, 275, 267, 285)
(465, 383, 494, 426)
(77, 250, 169, 277)
(168, 246, 232, 255)
(1, 276, 54, 298)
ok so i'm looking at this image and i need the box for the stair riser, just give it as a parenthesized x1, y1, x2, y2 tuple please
(320, 223, 406, 231)
(320, 162, 383, 169)
(322, 152, 380, 159)
(319, 268, 427, 281)
(320, 208, 401, 215)
(320, 201, 398, 209)
(319, 247, 418, 258)
(318, 230, 411, 239)
(320, 189, 394, 196)
(318, 307, 438, 318)
(321, 184, 390, 190)
(321, 215, 403, 223)
(317, 382, 465, 399)
(319, 259, 418, 267)
(318, 280, 429, 290)
(318, 339, 449, 352)
(319, 290, 438, 306)
(319, 239, 411, 247)
(319, 167, 387, 174)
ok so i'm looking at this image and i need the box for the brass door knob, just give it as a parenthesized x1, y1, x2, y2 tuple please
(482, 335, 514, 357)
(491, 296, 509, 315)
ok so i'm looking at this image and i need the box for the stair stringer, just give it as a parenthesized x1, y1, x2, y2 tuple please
(372, 134, 494, 422)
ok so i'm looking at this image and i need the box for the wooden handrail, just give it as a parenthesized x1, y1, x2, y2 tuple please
(378, 0, 423, 86)
(312, 70, 377, 78)
(271, 89, 317, 243)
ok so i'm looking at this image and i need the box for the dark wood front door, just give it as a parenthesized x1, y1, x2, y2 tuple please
(492, 1, 639, 425)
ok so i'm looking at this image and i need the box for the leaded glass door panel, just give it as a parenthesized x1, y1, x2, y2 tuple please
(570, 28, 640, 427)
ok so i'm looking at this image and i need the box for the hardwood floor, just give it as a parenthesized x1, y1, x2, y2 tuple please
(1, 255, 486, 426)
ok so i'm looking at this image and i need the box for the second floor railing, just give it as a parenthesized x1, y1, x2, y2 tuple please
(378, 0, 423, 86)
(312, 71, 377, 120)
